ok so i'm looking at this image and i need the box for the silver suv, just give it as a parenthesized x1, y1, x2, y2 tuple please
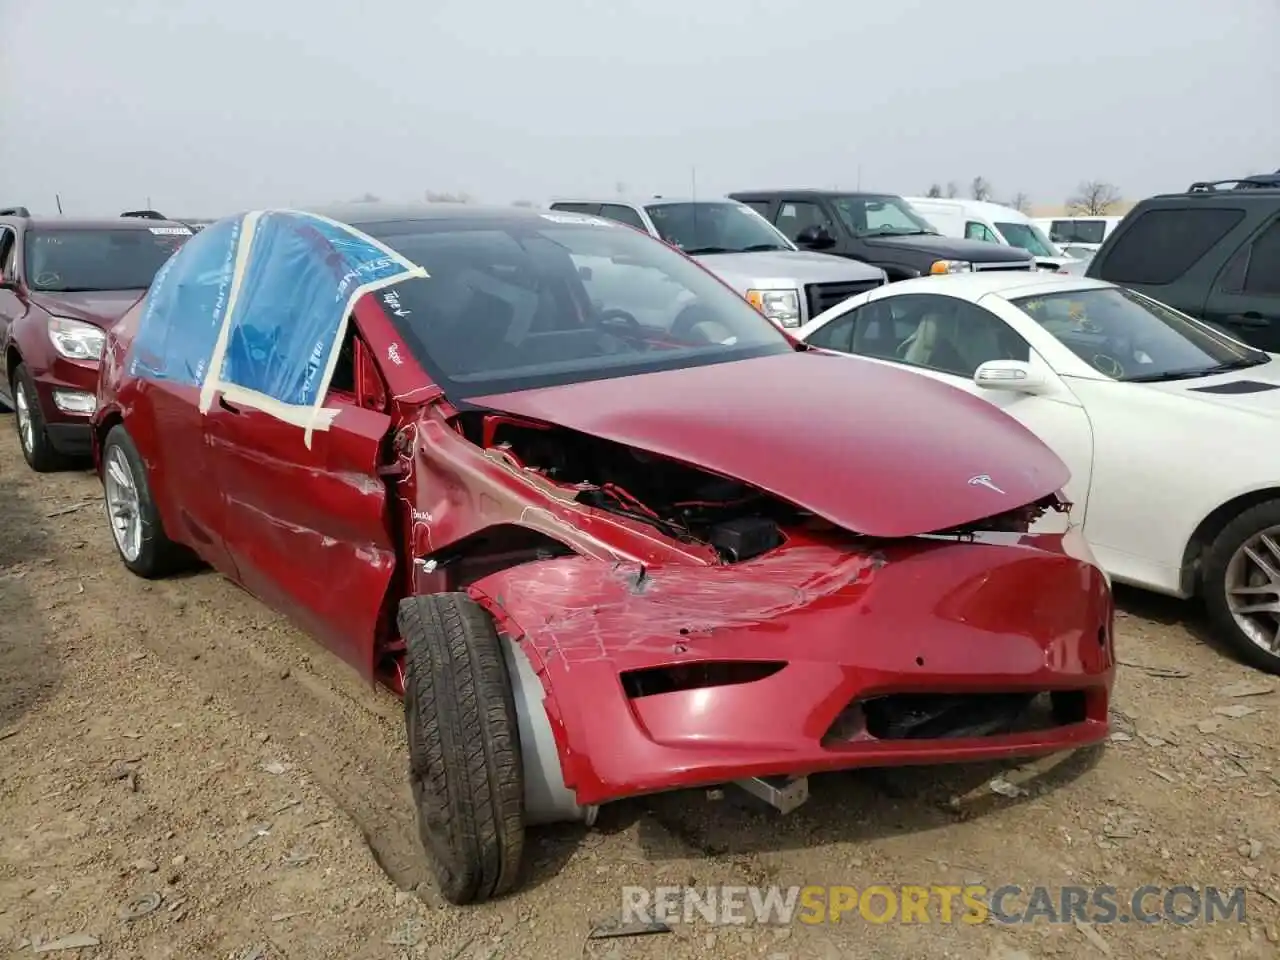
(547, 197, 886, 327)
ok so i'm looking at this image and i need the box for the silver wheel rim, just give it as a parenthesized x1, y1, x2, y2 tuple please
(14, 381, 33, 454)
(103, 446, 143, 562)
(1225, 525, 1280, 655)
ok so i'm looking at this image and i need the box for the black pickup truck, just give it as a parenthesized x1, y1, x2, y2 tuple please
(728, 189, 1035, 281)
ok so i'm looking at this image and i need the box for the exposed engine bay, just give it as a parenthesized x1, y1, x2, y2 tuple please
(455, 411, 1068, 563)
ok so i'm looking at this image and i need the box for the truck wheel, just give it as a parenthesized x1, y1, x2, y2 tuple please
(100, 424, 190, 578)
(1201, 500, 1280, 675)
(13, 363, 70, 472)
(399, 593, 525, 904)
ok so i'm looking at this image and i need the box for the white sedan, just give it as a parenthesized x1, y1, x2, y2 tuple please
(796, 272, 1280, 674)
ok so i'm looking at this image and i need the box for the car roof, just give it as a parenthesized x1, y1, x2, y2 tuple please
(875, 271, 1114, 301)
(548, 196, 744, 208)
(283, 202, 579, 231)
(0, 215, 192, 231)
(904, 197, 1034, 221)
(728, 189, 896, 200)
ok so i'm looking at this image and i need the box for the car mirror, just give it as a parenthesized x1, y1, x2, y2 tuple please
(973, 359, 1050, 395)
(795, 225, 836, 250)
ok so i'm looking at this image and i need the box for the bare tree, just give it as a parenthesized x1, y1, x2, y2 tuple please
(925, 183, 944, 198)
(425, 190, 474, 203)
(1067, 181, 1122, 216)
(945, 181, 959, 199)
(352, 192, 380, 203)
(970, 176, 992, 202)
(615, 182, 628, 196)
(511, 199, 536, 208)
(1008, 192, 1032, 214)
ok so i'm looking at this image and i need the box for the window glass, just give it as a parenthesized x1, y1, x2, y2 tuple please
(1242, 219, 1280, 296)
(364, 216, 794, 398)
(597, 204, 648, 231)
(1095, 208, 1244, 285)
(1012, 286, 1267, 381)
(805, 310, 856, 352)
(995, 222, 1057, 257)
(966, 222, 997, 242)
(24, 227, 190, 292)
(644, 201, 791, 254)
(846, 294, 1029, 377)
(548, 202, 600, 215)
(831, 196, 937, 237)
(774, 201, 834, 243)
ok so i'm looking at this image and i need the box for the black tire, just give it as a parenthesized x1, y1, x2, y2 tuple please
(100, 424, 190, 578)
(1201, 499, 1280, 675)
(13, 362, 71, 472)
(399, 593, 525, 904)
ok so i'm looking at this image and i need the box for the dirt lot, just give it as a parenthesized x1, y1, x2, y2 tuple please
(2, 417, 1280, 959)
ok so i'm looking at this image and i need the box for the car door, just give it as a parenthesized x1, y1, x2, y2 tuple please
(206, 312, 398, 677)
(0, 225, 25, 402)
(807, 292, 1096, 530)
(1202, 215, 1280, 349)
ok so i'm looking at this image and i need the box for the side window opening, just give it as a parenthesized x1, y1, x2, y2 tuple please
(0, 229, 15, 280)
(857, 295, 1029, 378)
(597, 204, 648, 232)
(327, 320, 390, 411)
(1242, 219, 1280, 297)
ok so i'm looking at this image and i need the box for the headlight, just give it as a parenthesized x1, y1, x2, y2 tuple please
(929, 260, 973, 275)
(745, 288, 801, 327)
(48, 316, 106, 361)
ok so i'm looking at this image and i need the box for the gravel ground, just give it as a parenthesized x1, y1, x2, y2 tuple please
(2, 414, 1279, 959)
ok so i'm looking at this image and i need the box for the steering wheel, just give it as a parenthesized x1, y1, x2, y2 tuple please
(598, 308, 641, 333)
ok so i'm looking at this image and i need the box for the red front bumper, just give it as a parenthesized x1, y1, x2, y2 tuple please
(29, 353, 99, 455)
(469, 529, 1114, 806)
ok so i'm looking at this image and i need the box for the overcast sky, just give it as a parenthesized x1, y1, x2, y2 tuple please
(2, 0, 1277, 217)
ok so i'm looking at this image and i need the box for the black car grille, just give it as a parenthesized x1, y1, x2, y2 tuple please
(973, 261, 1034, 272)
(805, 279, 883, 319)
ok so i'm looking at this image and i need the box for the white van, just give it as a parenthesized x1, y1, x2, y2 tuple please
(903, 198, 1072, 271)
(1031, 215, 1123, 253)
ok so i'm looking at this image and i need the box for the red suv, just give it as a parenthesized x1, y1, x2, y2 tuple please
(0, 208, 192, 470)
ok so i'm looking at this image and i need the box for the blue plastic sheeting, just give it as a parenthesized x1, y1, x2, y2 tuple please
(127, 210, 424, 435)
(218, 211, 417, 409)
(129, 216, 241, 387)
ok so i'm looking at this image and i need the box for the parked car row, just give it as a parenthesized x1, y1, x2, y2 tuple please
(2, 171, 1276, 906)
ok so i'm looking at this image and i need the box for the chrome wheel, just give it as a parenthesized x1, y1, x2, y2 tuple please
(103, 445, 143, 562)
(14, 380, 33, 454)
(1225, 526, 1280, 654)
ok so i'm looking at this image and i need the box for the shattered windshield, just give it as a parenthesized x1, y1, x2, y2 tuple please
(24, 228, 190, 292)
(367, 215, 794, 398)
(1013, 286, 1268, 382)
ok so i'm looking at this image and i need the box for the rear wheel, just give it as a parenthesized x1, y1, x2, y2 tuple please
(101, 424, 189, 578)
(13, 363, 70, 473)
(400, 593, 525, 904)
(1201, 500, 1280, 675)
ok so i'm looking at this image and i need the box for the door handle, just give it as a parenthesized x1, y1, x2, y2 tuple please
(1224, 312, 1267, 328)
(218, 395, 242, 414)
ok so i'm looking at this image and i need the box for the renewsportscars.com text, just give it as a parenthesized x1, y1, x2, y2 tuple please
(621, 884, 1248, 926)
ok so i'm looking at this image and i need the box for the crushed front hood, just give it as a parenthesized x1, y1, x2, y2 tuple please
(471, 351, 1070, 538)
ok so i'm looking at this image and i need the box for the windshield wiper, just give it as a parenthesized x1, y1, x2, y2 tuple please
(1126, 357, 1267, 383)
(680, 246, 732, 255)
(741, 244, 788, 252)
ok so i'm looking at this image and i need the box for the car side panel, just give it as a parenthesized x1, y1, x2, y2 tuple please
(207, 394, 396, 680)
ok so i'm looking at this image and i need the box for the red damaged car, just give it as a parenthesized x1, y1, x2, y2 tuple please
(0, 207, 192, 471)
(91, 204, 1114, 904)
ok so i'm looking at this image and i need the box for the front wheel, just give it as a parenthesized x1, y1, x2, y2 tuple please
(1201, 500, 1280, 675)
(399, 593, 525, 904)
(13, 363, 70, 472)
(100, 424, 190, 578)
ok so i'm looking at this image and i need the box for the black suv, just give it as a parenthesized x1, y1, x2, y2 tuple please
(1085, 172, 1280, 350)
(727, 190, 1035, 280)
